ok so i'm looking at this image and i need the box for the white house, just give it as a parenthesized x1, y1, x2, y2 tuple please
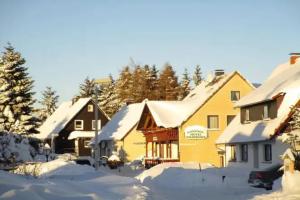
(216, 54, 300, 170)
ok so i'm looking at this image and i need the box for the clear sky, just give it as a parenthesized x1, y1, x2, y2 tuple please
(0, 0, 299, 104)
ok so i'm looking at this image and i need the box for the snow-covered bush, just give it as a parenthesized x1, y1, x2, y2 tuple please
(282, 171, 300, 193)
(0, 131, 35, 163)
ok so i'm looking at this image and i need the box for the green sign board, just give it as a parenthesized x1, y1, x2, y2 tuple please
(184, 125, 208, 139)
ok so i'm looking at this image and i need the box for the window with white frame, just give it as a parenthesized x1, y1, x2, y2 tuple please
(264, 144, 272, 161)
(263, 105, 269, 119)
(84, 140, 91, 148)
(231, 91, 240, 101)
(87, 104, 94, 112)
(240, 144, 248, 162)
(74, 120, 84, 130)
(207, 115, 219, 129)
(92, 120, 101, 130)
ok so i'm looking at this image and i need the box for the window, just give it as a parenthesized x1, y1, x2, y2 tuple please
(74, 120, 84, 130)
(230, 145, 236, 162)
(231, 91, 240, 101)
(207, 115, 219, 129)
(227, 115, 235, 126)
(84, 140, 91, 148)
(264, 144, 272, 161)
(240, 144, 248, 162)
(92, 120, 101, 130)
(263, 105, 269, 119)
(245, 109, 250, 122)
(87, 104, 94, 112)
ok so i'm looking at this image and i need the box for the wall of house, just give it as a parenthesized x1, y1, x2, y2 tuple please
(225, 140, 289, 171)
(121, 126, 146, 162)
(179, 73, 254, 167)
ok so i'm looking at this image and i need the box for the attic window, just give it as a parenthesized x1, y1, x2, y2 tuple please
(231, 91, 240, 101)
(74, 120, 84, 130)
(88, 105, 94, 112)
(92, 120, 101, 130)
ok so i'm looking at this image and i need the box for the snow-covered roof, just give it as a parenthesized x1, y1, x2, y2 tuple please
(68, 131, 95, 140)
(145, 71, 253, 128)
(96, 102, 145, 142)
(217, 58, 300, 144)
(35, 98, 92, 140)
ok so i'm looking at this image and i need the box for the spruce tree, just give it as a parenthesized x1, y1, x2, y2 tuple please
(98, 75, 122, 117)
(0, 44, 39, 134)
(132, 66, 146, 102)
(115, 66, 133, 103)
(78, 77, 97, 99)
(39, 87, 59, 122)
(158, 63, 180, 100)
(179, 68, 191, 100)
(193, 65, 203, 86)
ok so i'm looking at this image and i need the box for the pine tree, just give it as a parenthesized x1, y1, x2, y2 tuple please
(0, 44, 39, 134)
(282, 107, 300, 153)
(98, 75, 122, 117)
(131, 65, 146, 102)
(115, 66, 133, 103)
(147, 65, 159, 100)
(39, 87, 59, 122)
(158, 63, 180, 100)
(193, 65, 203, 86)
(77, 77, 97, 99)
(179, 68, 191, 100)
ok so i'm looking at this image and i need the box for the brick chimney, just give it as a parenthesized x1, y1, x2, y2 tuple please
(289, 53, 300, 65)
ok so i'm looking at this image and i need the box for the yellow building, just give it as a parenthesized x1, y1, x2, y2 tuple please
(97, 102, 146, 162)
(136, 71, 254, 168)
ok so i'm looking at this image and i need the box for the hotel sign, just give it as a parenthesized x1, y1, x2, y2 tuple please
(184, 126, 208, 139)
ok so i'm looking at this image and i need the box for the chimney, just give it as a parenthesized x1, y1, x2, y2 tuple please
(215, 69, 225, 77)
(289, 53, 300, 65)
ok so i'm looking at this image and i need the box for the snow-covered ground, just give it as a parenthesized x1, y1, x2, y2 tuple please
(0, 158, 298, 200)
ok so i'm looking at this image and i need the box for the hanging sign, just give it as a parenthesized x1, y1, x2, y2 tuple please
(184, 125, 208, 139)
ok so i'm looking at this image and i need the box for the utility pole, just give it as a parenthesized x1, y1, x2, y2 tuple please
(94, 86, 100, 170)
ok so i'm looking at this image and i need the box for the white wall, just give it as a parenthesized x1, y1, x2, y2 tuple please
(225, 138, 289, 171)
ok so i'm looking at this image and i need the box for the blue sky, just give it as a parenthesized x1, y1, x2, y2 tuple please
(0, 0, 299, 104)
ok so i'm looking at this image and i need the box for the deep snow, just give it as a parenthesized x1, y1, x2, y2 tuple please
(0, 159, 298, 200)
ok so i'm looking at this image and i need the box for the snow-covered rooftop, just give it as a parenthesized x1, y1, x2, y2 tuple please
(217, 58, 300, 144)
(35, 98, 92, 140)
(96, 102, 145, 142)
(146, 71, 252, 128)
(68, 131, 95, 140)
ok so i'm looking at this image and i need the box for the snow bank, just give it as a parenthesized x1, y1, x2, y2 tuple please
(282, 171, 300, 193)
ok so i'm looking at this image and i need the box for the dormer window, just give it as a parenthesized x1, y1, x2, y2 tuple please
(88, 105, 94, 112)
(263, 105, 269, 119)
(231, 91, 240, 101)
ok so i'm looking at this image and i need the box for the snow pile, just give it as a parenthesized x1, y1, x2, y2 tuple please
(282, 171, 300, 193)
(0, 157, 148, 200)
(108, 154, 121, 162)
(0, 132, 34, 163)
(137, 163, 275, 200)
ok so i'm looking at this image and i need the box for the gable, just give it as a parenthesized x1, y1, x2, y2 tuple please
(137, 104, 158, 131)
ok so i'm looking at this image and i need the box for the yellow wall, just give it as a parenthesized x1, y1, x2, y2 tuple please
(118, 125, 146, 162)
(179, 73, 254, 167)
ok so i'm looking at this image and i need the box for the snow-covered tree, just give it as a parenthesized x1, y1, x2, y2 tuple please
(193, 65, 203, 86)
(0, 44, 39, 134)
(98, 75, 122, 117)
(158, 63, 180, 100)
(179, 68, 191, 100)
(39, 87, 59, 122)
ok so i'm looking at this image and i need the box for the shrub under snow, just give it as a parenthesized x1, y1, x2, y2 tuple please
(0, 131, 35, 163)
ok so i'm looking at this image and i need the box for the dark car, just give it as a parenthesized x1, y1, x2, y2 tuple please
(248, 164, 283, 190)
